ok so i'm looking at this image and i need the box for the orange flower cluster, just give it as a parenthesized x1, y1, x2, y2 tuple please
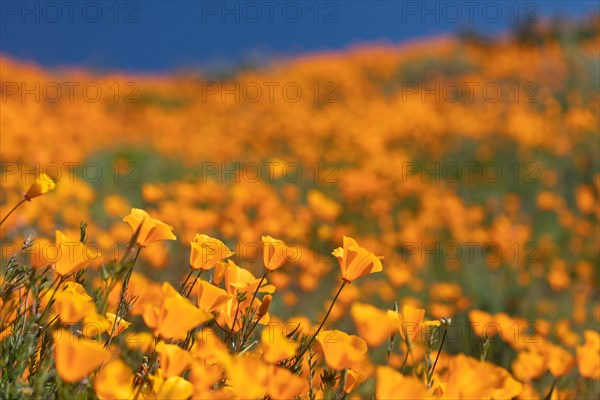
(1, 22, 599, 399)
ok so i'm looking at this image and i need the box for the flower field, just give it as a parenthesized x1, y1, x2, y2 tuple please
(1, 21, 599, 399)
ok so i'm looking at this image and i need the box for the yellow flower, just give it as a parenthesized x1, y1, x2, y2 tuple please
(190, 329, 230, 365)
(52, 282, 96, 324)
(547, 343, 576, 377)
(105, 312, 132, 337)
(576, 330, 600, 379)
(190, 234, 234, 270)
(351, 302, 399, 347)
(445, 354, 523, 399)
(224, 260, 276, 295)
(261, 327, 299, 363)
(94, 359, 134, 400)
(81, 312, 111, 338)
(142, 282, 212, 340)
(512, 347, 548, 381)
(388, 305, 432, 344)
(53, 330, 110, 383)
(317, 329, 367, 370)
(265, 365, 307, 399)
(53, 230, 97, 276)
(224, 354, 269, 399)
(156, 341, 193, 378)
(196, 279, 231, 313)
(24, 173, 55, 201)
(152, 375, 194, 400)
(332, 236, 383, 282)
(377, 366, 429, 399)
(122, 208, 176, 247)
(262, 235, 289, 271)
(344, 369, 365, 394)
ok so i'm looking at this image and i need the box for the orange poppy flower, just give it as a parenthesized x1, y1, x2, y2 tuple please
(142, 282, 212, 340)
(196, 279, 231, 313)
(350, 302, 398, 347)
(265, 365, 307, 399)
(94, 358, 134, 400)
(24, 173, 55, 201)
(547, 343, 576, 377)
(344, 369, 366, 394)
(377, 366, 429, 399)
(224, 260, 276, 295)
(53, 330, 110, 383)
(444, 354, 523, 399)
(332, 236, 383, 282)
(122, 208, 176, 247)
(190, 234, 234, 270)
(156, 341, 194, 378)
(576, 330, 600, 379)
(316, 329, 367, 370)
(224, 354, 269, 399)
(104, 312, 132, 336)
(390, 305, 430, 343)
(53, 230, 97, 276)
(52, 281, 96, 324)
(261, 327, 299, 363)
(151, 375, 194, 399)
(262, 235, 290, 271)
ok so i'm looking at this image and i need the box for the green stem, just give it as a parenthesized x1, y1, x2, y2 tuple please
(224, 295, 243, 345)
(0, 198, 26, 227)
(430, 326, 447, 377)
(184, 269, 203, 298)
(37, 275, 65, 324)
(239, 313, 264, 349)
(239, 271, 268, 343)
(293, 280, 347, 369)
(104, 246, 142, 348)
(133, 337, 159, 400)
(99, 242, 141, 314)
(401, 341, 411, 373)
(179, 269, 195, 294)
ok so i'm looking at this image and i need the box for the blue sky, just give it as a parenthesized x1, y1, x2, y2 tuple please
(1, 1, 598, 72)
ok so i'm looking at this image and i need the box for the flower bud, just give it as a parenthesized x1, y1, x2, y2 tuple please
(24, 173, 56, 201)
(258, 294, 272, 317)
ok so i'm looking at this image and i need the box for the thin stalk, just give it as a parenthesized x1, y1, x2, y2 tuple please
(133, 337, 160, 400)
(37, 275, 66, 324)
(238, 271, 268, 343)
(293, 280, 347, 369)
(179, 269, 195, 294)
(105, 246, 141, 348)
(430, 326, 447, 377)
(401, 339, 411, 373)
(224, 295, 242, 345)
(240, 315, 262, 348)
(184, 269, 203, 298)
(0, 198, 26, 227)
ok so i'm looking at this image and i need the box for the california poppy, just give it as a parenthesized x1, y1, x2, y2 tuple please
(52, 282, 96, 324)
(350, 302, 398, 347)
(94, 359, 134, 400)
(156, 341, 193, 377)
(142, 282, 212, 340)
(122, 208, 176, 247)
(24, 173, 55, 201)
(53, 330, 110, 383)
(316, 329, 367, 370)
(190, 234, 234, 270)
(53, 230, 97, 276)
(196, 279, 231, 313)
(262, 235, 289, 271)
(332, 236, 383, 282)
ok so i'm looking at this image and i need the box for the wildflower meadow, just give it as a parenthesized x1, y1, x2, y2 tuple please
(1, 16, 599, 400)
